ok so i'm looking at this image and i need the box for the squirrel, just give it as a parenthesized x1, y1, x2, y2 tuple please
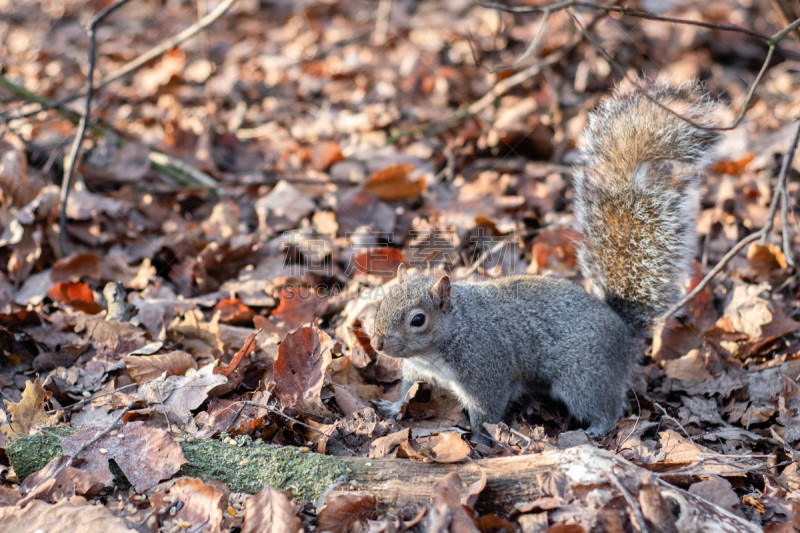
(370, 81, 720, 443)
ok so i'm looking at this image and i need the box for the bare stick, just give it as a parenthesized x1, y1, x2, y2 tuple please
(4, 0, 237, 122)
(463, 235, 517, 277)
(46, 382, 139, 414)
(50, 400, 136, 481)
(661, 118, 800, 319)
(481, 1, 770, 40)
(483, 1, 798, 133)
(760, 118, 800, 246)
(58, 0, 134, 257)
(491, 8, 552, 72)
(241, 400, 358, 456)
(387, 2, 615, 144)
(568, 8, 776, 133)
(608, 470, 649, 533)
(770, 0, 800, 44)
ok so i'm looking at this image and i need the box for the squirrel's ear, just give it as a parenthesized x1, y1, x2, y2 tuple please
(396, 263, 406, 283)
(432, 276, 452, 314)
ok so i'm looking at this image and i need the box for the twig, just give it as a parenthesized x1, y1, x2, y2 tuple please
(481, 1, 773, 41)
(770, 0, 800, 44)
(149, 151, 216, 186)
(50, 400, 136, 481)
(3, 0, 238, 122)
(463, 235, 517, 277)
(662, 118, 800, 319)
(615, 387, 641, 453)
(654, 403, 693, 441)
(490, 8, 552, 72)
(58, 0, 134, 257)
(0, 75, 217, 188)
(46, 382, 139, 414)
(761, 117, 800, 268)
(241, 400, 358, 456)
(609, 470, 649, 533)
(484, 1, 799, 133)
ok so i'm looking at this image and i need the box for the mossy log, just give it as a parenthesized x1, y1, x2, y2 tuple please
(7, 434, 757, 531)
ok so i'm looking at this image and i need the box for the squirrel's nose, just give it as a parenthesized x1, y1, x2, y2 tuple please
(371, 336, 384, 352)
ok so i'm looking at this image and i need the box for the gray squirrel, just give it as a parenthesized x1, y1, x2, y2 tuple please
(370, 82, 720, 443)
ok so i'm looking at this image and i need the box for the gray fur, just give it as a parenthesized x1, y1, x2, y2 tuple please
(371, 82, 720, 443)
(372, 276, 636, 443)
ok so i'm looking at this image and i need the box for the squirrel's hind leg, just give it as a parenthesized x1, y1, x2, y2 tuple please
(550, 378, 625, 437)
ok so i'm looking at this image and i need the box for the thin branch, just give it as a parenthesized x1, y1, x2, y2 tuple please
(662, 117, 800, 320)
(3, 0, 237, 122)
(490, 8, 552, 72)
(387, 2, 615, 144)
(568, 8, 776, 133)
(609, 470, 649, 533)
(770, 0, 800, 44)
(0, 74, 216, 188)
(46, 382, 139, 414)
(241, 400, 358, 456)
(481, 1, 770, 41)
(761, 117, 800, 245)
(50, 400, 136, 481)
(58, 0, 135, 257)
(483, 1, 797, 134)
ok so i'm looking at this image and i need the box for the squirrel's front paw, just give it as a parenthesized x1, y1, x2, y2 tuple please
(374, 399, 403, 420)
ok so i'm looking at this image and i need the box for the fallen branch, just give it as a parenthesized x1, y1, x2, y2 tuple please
(6, 434, 760, 530)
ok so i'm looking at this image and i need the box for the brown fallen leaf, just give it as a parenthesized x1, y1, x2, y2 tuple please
(530, 228, 580, 274)
(363, 164, 425, 200)
(214, 297, 255, 325)
(60, 421, 187, 493)
(710, 153, 754, 175)
(74, 313, 146, 351)
(421, 432, 472, 463)
(242, 485, 301, 533)
(152, 477, 226, 533)
(0, 377, 60, 440)
(349, 247, 406, 278)
(0, 138, 38, 207)
(138, 362, 228, 423)
(663, 349, 713, 382)
(19, 455, 110, 502)
(169, 310, 225, 354)
(274, 326, 332, 414)
(0, 496, 135, 532)
(47, 282, 104, 314)
(748, 243, 788, 282)
(215, 330, 259, 378)
(0, 485, 21, 507)
(688, 475, 739, 510)
(124, 350, 198, 384)
(368, 428, 410, 458)
(311, 140, 344, 171)
(317, 493, 377, 533)
(271, 286, 328, 330)
(51, 253, 100, 283)
(428, 472, 485, 532)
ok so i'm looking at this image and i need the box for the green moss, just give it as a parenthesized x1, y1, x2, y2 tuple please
(178, 439, 349, 499)
(6, 427, 73, 480)
(7, 430, 350, 501)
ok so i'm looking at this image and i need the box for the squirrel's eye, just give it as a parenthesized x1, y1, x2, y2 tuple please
(410, 313, 426, 327)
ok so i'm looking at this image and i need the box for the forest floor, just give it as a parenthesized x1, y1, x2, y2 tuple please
(1, 0, 800, 531)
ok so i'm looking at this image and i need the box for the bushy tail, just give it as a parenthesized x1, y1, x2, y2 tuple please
(574, 82, 720, 334)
